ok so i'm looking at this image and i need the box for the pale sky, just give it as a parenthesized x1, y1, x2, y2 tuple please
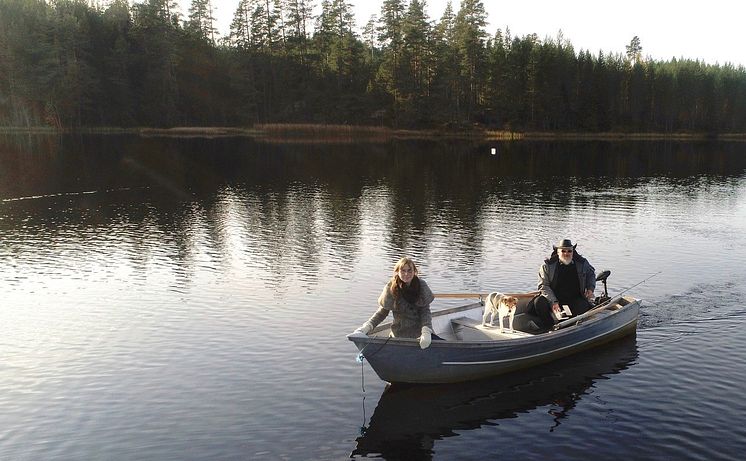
(185, 0, 744, 67)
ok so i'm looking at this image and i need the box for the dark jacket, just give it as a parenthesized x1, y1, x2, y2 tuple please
(538, 252, 596, 305)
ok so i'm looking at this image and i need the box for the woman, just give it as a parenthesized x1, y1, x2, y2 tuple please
(354, 257, 436, 349)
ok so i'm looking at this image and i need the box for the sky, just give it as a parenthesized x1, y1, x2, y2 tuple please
(185, 0, 745, 67)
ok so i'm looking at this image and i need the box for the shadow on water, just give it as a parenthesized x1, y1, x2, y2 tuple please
(351, 335, 639, 460)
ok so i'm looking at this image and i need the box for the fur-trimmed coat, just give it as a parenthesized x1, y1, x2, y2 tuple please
(365, 278, 435, 338)
(538, 252, 596, 304)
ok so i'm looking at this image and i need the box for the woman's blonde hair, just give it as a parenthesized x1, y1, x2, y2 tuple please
(390, 256, 418, 297)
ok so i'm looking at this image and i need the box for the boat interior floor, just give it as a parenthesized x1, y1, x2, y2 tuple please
(449, 317, 535, 341)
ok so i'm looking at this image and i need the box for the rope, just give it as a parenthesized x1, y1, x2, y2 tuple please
(359, 352, 366, 393)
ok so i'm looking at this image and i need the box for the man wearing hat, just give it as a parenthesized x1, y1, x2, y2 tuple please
(530, 238, 596, 330)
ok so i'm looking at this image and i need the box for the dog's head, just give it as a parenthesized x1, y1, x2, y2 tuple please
(502, 296, 518, 311)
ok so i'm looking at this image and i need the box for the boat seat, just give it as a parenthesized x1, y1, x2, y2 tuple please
(450, 317, 533, 341)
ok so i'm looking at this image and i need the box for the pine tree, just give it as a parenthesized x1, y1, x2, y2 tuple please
(229, 0, 252, 48)
(286, 0, 313, 40)
(431, 1, 460, 124)
(626, 36, 642, 64)
(454, 0, 488, 121)
(362, 14, 379, 61)
(376, 0, 407, 124)
(188, 0, 217, 43)
(130, 0, 183, 125)
(400, 0, 434, 124)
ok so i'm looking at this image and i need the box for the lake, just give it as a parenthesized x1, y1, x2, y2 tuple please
(2, 134, 746, 460)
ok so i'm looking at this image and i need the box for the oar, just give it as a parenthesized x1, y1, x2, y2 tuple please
(435, 291, 539, 299)
(434, 293, 487, 299)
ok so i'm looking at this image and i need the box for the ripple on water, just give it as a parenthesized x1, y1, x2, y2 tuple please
(4, 141, 746, 460)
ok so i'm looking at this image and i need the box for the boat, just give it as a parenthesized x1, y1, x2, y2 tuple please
(352, 335, 639, 457)
(347, 271, 640, 384)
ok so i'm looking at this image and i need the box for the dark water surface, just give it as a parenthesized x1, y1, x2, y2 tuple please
(2, 135, 746, 460)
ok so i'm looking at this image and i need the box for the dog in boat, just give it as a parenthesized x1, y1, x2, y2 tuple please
(482, 292, 519, 332)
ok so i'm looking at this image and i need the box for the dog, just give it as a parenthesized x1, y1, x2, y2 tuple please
(482, 292, 518, 332)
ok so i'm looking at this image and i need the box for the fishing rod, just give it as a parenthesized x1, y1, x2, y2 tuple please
(553, 270, 661, 331)
(608, 270, 661, 301)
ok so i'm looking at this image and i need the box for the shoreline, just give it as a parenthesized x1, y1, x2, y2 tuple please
(1, 125, 744, 141)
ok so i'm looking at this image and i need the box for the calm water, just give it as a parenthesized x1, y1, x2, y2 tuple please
(2, 134, 746, 460)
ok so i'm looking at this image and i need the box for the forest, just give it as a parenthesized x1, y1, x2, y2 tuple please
(1, 0, 745, 133)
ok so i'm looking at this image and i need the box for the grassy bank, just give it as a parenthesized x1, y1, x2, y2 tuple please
(2, 124, 745, 141)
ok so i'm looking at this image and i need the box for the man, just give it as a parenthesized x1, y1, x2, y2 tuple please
(530, 239, 596, 330)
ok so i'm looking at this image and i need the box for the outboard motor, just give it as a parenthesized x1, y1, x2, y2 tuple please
(594, 270, 611, 305)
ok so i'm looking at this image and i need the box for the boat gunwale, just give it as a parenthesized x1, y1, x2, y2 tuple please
(349, 296, 640, 349)
(441, 315, 638, 365)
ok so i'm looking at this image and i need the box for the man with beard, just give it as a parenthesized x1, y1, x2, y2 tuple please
(529, 239, 596, 330)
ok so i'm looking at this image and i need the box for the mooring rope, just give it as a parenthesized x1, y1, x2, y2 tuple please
(355, 334, 393, 434)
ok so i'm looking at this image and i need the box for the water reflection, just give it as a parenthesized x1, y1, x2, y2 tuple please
(2, 135, 746, 293)
(351, 336, 639, 460)
(2, 134, 746, 460)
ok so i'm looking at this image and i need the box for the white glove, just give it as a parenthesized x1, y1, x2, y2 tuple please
(354, 321, 374, 335)
(419, 326, 433, 349)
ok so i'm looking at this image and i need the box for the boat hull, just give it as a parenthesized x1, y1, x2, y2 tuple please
(348, 297, 639, 384)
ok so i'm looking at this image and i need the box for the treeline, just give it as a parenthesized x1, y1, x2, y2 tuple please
(1, 0, 745, 132)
